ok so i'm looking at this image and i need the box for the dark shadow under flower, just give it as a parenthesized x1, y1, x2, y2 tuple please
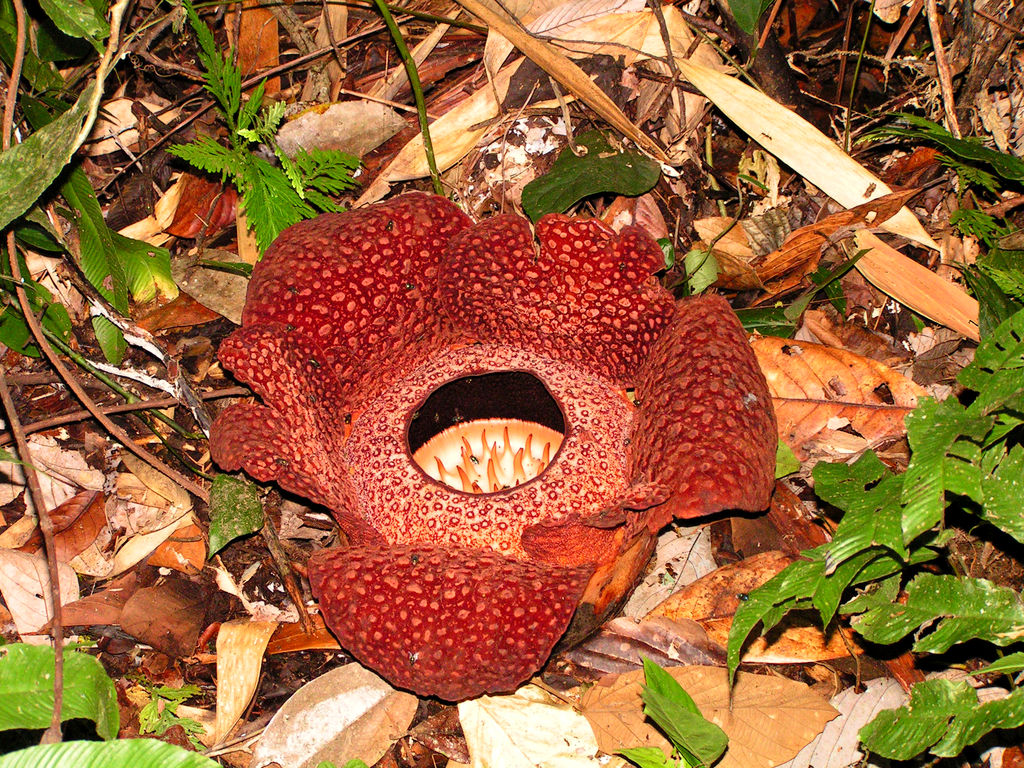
(211, 192, 777, 700)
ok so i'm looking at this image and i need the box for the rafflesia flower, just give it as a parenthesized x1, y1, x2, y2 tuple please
(210, 192, 776, 700)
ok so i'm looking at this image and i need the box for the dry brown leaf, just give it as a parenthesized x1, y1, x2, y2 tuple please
(582, 666, 837, 768)
(647, 551, 855, 664)
(0, 549, 79, 640)
(213, 618, 278, 744)
(146, 522, 206, 574)
(0, 435, 104, 514)
(753, 336, 927, 460)
(252, 663, 418, 768)
(119, 578, 206, 657)
(855, 230, 980, 340)
(48, 490, 107, 563)
(692, 217, 762, 290)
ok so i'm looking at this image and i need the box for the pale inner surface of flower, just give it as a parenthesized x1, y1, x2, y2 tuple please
(412, 417, 564, 494)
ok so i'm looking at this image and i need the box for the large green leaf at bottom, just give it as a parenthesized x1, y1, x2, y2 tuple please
(0, 644, 117, 740)
(0, 740, 220, 768)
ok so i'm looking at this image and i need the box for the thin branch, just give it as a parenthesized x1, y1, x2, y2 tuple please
(2, 0, 63, 742)
(925, 0, 961, 138)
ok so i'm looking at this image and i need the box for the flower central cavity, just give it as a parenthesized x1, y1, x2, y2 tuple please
(409, 372, 566, 493)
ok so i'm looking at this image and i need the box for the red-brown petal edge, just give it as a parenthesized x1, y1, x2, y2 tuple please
(628, 295, 777, 530)
(440, 213, 675, 385)
(308, 545, 593, 700)
(233, 192, 472, 412)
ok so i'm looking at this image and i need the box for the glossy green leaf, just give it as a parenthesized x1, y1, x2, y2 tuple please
(521, 130, 660, 222)
(0, 739, 221, 768)
(0, 81, 96, 233)
(37, 0, 106, 49)
(208, 474, 264, 556)
(0, 644, 118, 740)
(639, 659, 727, 767)
(727, 0, 773, 34)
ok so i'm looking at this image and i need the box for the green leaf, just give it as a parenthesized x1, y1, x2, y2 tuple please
(980, 444, 1024, 545)
(0, 739, 222, 768)
(851, 573, 1024, 652)
(869, 114, 1024, 184)
(619, 746, 674, 768)
(735, 306, 796, 337)
(239, 156, 313, 252)
(0, 276, 71, 357)
(973, 651, 1024, 676)
(37, 0, 106, 50)
(774, 440, 799, 479)
(860, 678, 1024, 760)
(91, 314, 126, 366)
(682, 248, 718, 295)
(728, 0, 773, 34)
(0, 81, 96, 233)
(521, 130, 661, 222)
(900, 397, 989, 541)
(639, 660, 727, 767)
(208, 474, 265, 556)
(860, 678, 976, 760)
(814, 452, 907, 569)
(959, 308, 1024, 416)
(0, 644, 118, 740)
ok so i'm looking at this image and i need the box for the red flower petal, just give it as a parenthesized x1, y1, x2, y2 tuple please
(308, 545, 592, 700)
(236, 192, 471, 411)
(440, 213, 675, 385)
(629, 295, 777, 529)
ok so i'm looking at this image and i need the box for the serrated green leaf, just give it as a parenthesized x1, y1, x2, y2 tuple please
(0, 82, 96, 232)
(0, 739, 221, 768)
(901, 397, 989, 541)
(851, 573, 1024, 652)
(959, 308, 1024, 415)
(208, 474, 265, 556)
(981, 444, 1024, 545)
(861, 678, 1024, 760)
(814, 452, 907, 569)
(860, 678, 974, 759)
(37, 0, 106, 50)
(0, 644, 118, 739)
(521, 130, 660, 222)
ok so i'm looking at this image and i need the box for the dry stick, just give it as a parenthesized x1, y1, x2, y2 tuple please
(925, 0, 962, 138)
(261, 515, 313, 634)
(0, 387, 249, 446)
(756, 0, 787, 50)
(2, 0, 64, 743)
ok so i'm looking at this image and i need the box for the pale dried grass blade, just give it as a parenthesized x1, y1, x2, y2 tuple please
(213, 618, 278, 744)
(675, 59, 938, 251)
(855, 230, 980, 340)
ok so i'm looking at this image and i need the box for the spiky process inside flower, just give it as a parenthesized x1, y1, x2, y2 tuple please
(210, 192, 778, 700)
(412, 418, 563, 494)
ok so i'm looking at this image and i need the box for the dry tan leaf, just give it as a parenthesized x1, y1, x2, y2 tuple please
(873, 0, 916, 23)
(581, 666, 838, 768)
(0, 549, 79, 641)
(0, 435, 104, 515)
(855, 230, 980, 340)
(753, 336, 927, 460)
(277, 102, 407, 157)
(118, 176, 182, 247)
(692, 217, 763, 290)
(648, 551, 855, 664)
(213, 618, 278, 744)
(0, 515, 37, 549)
(675, 59, 936, 250)
(782, 679, 907, 768)
(459, 684, 610, 767)
(86, 96, 174, 156)
(252, 663, 418, 768)
(622, 527, 713, 618)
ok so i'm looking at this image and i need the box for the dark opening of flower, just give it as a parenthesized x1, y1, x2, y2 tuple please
(408, 371, 566, 494)
(210, 192, 777, 701)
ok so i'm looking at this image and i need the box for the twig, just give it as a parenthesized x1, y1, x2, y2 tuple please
(925, 0, 961, 138)
(371, 0, 443, 195)
(843, 0, 876, 152)
(260, 509, 313, 634)
(0, 386, 248, 447)
(3, 0, 63, 743)
(756, 0, 786, 50)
